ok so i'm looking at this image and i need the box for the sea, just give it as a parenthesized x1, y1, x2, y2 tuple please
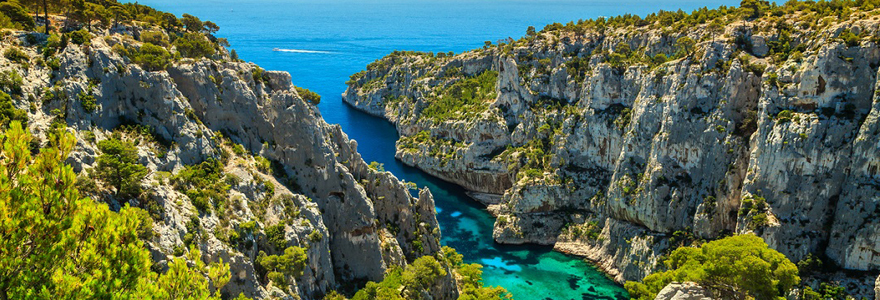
(127, 1, 738, 298)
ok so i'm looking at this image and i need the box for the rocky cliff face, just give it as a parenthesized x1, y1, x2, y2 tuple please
(342, 5, 880, 292)
(3, 26, 454, 299)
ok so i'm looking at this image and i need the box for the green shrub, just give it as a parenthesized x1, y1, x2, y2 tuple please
(625, 234, 799, 300)
(174, 32, 215, 59)
(0, 92, 28, 129)
(256, 246, 308, 288)
(838, 29, 860, 47)
(141, 31, 170, 47)
(265, 223, 287, 249)
(132, 43, 172, 71)
(652, 53, 669, 65)
(0, 70, 23, 96)
(252, 66, 267, 84)
(232, 143, 246, 155)
(3, 47, 28, 63)
(367, 161, 385, 172)
(67, 29, 91, 45)
(95, 138, 149, 197)
(308, 229, 322, 242)
(401, 256, 446, 291)
(44, 33, 65, 57)
(0, 2, 34, 30)
(79, 92, 97, 113)
(255, 156, 272, 173)
(295, 86, 321, 105)
(420, 70, 498, 122)
(172, 159, 230, 213)
(776, 110, 793, 123)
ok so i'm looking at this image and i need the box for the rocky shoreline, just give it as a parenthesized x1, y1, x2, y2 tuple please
(342, 4, 880, 297)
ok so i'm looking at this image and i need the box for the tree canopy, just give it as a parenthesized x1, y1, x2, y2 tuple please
(625, 234, 799, 300)
(94, 136, 149, 198)
(0, 121, 242, 299)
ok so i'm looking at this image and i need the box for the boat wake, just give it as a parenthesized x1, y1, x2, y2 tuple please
(273, 48, 334, 54)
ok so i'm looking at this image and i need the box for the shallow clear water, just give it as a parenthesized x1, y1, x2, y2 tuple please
(129, 1, 738, 298)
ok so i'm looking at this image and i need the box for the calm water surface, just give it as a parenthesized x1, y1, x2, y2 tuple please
(130, 1, 738, 298)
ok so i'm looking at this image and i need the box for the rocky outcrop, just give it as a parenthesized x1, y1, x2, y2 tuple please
(4, 25, 454, 299)
(342, 5, 880, 289)
(653, 282, 713, 300)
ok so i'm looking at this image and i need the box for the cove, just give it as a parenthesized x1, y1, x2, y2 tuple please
(129, 1, 740, 298)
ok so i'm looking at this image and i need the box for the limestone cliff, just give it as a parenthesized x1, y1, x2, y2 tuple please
(3, 25, 453, 299)
(343, 3, 880, 295)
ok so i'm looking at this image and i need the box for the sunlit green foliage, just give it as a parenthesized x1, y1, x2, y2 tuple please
(67, 29, 92, 45)
(95, 136, 149, 198)
(181, 13, 203, 32)
(442, 247, 512, 300)
(257, 247, 308, 289)
(420, 70, 498, 122)
(265, 223, 288, 249)
(295, 86, 321, 105)
(0, 121, 244, 299)
(3, 47, 28, 64)
(348, 248, 511, 300)
(351, 256, 446, 300)
(0, 91, 26, 128)
(174, 32, 216, 59)
(114, 42, 172, 71)
(172, 158, 230, 213)
(0, 70, 23, 96)
(0, 2, 33, 30)
(625, 234, 799, 300)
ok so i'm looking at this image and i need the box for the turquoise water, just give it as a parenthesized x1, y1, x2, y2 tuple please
(129, 1, 739, 299)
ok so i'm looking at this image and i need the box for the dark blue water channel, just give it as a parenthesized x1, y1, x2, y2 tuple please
(129, 1, 739, 298)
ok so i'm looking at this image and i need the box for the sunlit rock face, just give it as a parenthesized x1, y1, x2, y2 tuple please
(6, 27, 453, 299)
(343, 10, 880, 289)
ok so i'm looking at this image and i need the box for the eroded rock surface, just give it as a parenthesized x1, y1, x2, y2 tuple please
(342, 6, 880, 291)
(4, 26, 453, 299)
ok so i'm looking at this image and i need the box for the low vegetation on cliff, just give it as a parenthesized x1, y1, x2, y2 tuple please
(343, 0, 880, 297)
(0, 121, 235, 299)
(0, 0, 493, 299)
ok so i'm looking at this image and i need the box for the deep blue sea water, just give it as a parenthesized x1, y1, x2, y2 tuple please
(130, 1, 739, 299)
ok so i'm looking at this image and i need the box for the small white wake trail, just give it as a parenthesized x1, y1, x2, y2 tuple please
(273, 48, 334, 54)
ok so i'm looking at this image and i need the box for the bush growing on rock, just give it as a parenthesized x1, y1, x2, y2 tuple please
(67, 29, 91, 45)
(181, 13, 203, 32)
(266, 223, 288, 249)
(142, 31, 171, 47)
(95, 137, 149, 198)
(3, 47, 27, 63)
(0, 2, 34, 30)
(256, 247, 308, 289)
(295, 86, 321, 105)
(402, 256, 446, 291)
(420, 70, 498, 123)
(625, 234, 799, 300)
(0, 70, 23, 96)
(172, 159, 230, 213)
(133, 43, 172, 71)
(174, 32, 215, 59)
(113, 42, 173, 71)
(79, 91, 97, 112)
(348, 248, 511, 300)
